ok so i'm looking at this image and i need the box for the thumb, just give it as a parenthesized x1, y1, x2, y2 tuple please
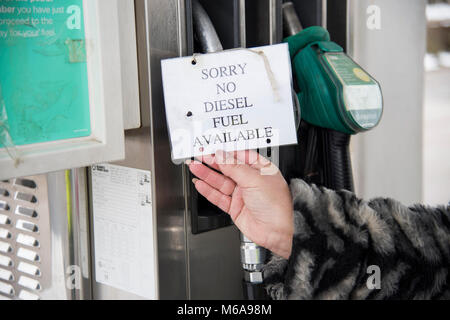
(215, 150, 261, 188)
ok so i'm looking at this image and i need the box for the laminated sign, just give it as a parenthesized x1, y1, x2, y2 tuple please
(161, 43, 298, 160)
(0, 0, 91, 147)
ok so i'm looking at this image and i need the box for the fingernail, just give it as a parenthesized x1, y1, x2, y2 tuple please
(192, 178, 199, 184)
(185, 159, 193, 165)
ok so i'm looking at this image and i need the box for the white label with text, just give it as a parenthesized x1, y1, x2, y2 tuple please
(161, 43, 298, 160)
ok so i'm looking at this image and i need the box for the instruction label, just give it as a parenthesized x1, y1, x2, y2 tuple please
(161, 43, 298, 161)
(91, 164, 157, 300)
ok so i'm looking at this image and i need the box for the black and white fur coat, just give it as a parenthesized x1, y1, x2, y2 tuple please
(263, 179, 450, 300)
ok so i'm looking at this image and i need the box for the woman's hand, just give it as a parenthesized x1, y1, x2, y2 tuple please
(187, 150, 294, 259)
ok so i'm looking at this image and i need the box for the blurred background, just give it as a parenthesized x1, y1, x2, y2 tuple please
(423, 0, 449, 205)
(349, 0, 449, 206)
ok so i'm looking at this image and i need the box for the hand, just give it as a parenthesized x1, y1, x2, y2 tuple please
(187, 150, 294, 259)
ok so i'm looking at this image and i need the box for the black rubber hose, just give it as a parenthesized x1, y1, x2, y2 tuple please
(321, 129, 354, 192)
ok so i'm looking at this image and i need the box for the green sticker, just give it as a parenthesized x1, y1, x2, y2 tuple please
(324, 53, 375, 86)
(323, 53, 383, 130)
(0, 0, 91, 147)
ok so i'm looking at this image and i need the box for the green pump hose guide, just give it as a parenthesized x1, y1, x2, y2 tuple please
(285, 26, 383, 135)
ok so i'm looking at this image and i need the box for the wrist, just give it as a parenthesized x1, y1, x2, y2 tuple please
(270, 229, 293, 259)
(279, 232, 293, 259)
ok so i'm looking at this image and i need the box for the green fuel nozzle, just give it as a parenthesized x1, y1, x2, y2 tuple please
(285, 26, 383, 135)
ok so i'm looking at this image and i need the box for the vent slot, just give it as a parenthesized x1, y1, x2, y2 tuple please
(16, 220, 39, 234)
(18, 290, 40, 300)
(0, 255, 13, 268)
(18, 276, 41, 291)
(0, 269, 14, 282)
(0, 242, 12, 254)
(0, 215, 11, 226)
(0, 282, 15, 296)
(17, 248, 40, 262)
(0, 188, 9, 197)
(15, 206, 38, 219)
(17, 263, 41, 277)
(0, 229, 12, 240)
(14, 192, 37, 204)
(16, 234, 40, 248)
(0, 201, 10, 212)
(14, 179, 37, 190)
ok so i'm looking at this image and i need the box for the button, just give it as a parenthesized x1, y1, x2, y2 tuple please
(0, 282, 14, 296)
(0, 188, 9, 197)
(0, 255, 12, 268)
(0, 201, 9, 211)
(0, 229, 11, 240)
(17, 262, 40, 277)
(16, 234, 39, 248)
(0, 215, 11, 226)
(14, 179, 37, 189)
(15, 206, 38, 219)
(0, 242, 12, 254)
(15, 192, 37, 204)
(18, 276, 41, 291)
(19, 290, 40, 300)
(17, 248, 40, 262)
(0, 268, 14, 281)
(16, 220, 39, 233)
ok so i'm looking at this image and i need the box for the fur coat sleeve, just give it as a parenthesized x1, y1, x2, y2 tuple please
(263, 179, 450, 300)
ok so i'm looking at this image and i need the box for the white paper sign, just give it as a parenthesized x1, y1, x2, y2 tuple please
(91, 164, 157, 300)
(161, 43, 298, 160)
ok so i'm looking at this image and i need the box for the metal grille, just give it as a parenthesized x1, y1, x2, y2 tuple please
(0, 176, 51, 300)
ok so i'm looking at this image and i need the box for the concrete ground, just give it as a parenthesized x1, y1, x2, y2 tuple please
(423, 68, 450, 206)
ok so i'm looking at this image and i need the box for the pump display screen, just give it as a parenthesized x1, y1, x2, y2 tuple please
(324, 53, 383, 130)
(0, 0, 91, 147)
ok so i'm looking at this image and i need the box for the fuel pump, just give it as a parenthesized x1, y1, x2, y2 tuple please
(191, 1, 383, 301)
